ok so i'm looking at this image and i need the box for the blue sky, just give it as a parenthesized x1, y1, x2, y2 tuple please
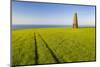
(12, 1, 95, 26)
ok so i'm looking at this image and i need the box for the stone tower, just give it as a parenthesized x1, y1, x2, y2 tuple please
(73, 13, 78, 28)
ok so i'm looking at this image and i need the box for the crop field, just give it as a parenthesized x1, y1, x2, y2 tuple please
(12, 27, 96, 66)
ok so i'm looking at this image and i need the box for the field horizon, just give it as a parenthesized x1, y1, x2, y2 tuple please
(12, 24, 95, 30)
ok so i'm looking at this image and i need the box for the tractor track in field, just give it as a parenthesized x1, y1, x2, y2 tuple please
(34, 32, 38, 64)
(37, 33, 60, 63)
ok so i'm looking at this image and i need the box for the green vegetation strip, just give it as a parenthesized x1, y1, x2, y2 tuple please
(34, 32, 38, 64)
(38, 33, 60, 63)
(12, 28, 96, 65)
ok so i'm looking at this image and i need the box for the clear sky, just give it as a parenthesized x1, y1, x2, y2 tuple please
(12, 1, 96, 26)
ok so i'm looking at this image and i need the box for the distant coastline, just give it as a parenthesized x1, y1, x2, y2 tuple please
(12, 24, 95, 30)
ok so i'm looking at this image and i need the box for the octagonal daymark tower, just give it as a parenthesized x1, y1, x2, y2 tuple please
(73, 13, 78, 28)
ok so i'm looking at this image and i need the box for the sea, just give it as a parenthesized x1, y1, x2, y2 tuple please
(12, 25, 70, 29)
(12, 25, 95, 30)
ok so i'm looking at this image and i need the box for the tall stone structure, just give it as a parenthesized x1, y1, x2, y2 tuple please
(73, 13, 78, 28)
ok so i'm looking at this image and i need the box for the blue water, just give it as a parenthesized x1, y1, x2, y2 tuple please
(12, 24, 95, 29)
(12, 25, 70, 29)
